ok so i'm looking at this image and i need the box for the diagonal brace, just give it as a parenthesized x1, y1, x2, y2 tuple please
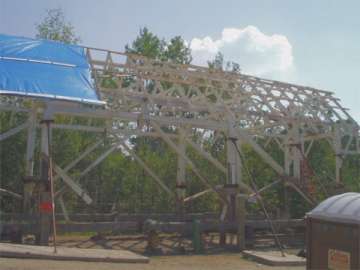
(54, 164, 93, 205)
(0, 122, 29, 141)
(118, 140, 175, 196)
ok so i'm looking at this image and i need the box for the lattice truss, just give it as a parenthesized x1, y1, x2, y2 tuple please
(0, 46, 359, 214)
(88, 48, 358, 144)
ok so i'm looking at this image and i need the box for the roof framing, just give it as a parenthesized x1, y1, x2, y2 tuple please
(0, 45, 359, 214)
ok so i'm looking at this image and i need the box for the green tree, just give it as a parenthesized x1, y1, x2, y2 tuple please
(164, 36, 192, 64)
(36, 8, 81, 44)
(208, 52, 241, 73)
(125, 27, 164, 59)
(126, 27, 192, 64)
(208, 52, 224, 70)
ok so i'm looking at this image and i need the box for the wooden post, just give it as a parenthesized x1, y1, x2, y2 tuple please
(283, 122, 303, 219)
(222, 123, 242, 245)
(283, 139, 291, 219)
(334, 125, 343, 184)
(225, 121, 242, 221)
(23, 106, 37, 214)
(176, 128, 186, 217)
(192, 219, 203, 253)
(236, 194, 247, 251)
(36, 118, 53, 246)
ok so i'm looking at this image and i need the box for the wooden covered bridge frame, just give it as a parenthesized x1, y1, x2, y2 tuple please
(0, 46, 359, 246)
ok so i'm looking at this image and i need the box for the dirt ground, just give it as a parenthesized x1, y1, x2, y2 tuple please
(0, 234, 305, 270)
(0, 254, 305, 270)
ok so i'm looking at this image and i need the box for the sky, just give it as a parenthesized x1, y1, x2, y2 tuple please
(0, 0, 359, 122)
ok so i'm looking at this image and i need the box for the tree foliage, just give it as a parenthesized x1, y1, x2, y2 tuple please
(36, 8, 81, 44)
(208, 52, 241, 73)
(126, 27, 192, 64)
(164, 36, 192, 64)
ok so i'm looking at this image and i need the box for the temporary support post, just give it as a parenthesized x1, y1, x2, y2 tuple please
(176, 128, 186, 215)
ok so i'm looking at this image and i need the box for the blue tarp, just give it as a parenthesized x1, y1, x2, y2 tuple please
(0, 34, 104, 105)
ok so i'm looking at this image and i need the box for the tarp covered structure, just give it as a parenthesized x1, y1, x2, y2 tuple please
(0, 34, 103, 105)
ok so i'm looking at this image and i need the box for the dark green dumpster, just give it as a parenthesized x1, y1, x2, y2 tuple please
(306, 192, 360, 270)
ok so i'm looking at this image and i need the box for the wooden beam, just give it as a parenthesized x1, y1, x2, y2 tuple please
(0, 188, 22, 200)
(236, 129, 285, 175)
(78, 142, 122, 179)
(0, 122, 28, 141)
(54, 140, 103, 199)
(54, 164, 92, 205)
(183, 188, 213, 203)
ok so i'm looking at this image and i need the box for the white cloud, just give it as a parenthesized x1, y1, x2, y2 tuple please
(190, 26, 295, 79)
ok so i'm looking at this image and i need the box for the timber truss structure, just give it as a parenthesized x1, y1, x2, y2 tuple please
(1, 46, 359, 222)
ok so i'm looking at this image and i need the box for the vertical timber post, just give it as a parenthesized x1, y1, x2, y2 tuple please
(221, 120, 243, 245)
(23, 105, 37, 214)
(176, 128, 186, 218)
(291, 122, 303, 180)
(225, 120, 242, 221)
(236, 194, 247, 250)
(283, 122, 303, 218)
(283, 137, 291, 218)
(334, 124, 343, 184)
(226, 137, 240, 221)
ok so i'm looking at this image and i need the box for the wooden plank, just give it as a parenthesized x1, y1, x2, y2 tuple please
(0, 243, 149, 263)
(242, 250, 305, 266)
